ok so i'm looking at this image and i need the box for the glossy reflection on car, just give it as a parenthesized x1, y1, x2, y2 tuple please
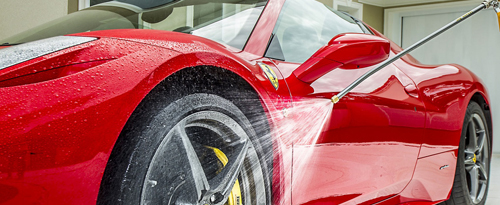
(0, 0, 492, 205)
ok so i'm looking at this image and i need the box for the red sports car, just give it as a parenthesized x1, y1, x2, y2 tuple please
(0, 0, 492, 204)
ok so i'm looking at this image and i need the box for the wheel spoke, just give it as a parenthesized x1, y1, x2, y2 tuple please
(169, 122, 210, 204)
(478, 163, 488, 181)
(479, 179, 487, 185)
(201, 139, 249, 205)
(467, 120, 478, 152)
(477, 129, 486, 153)
(174, 122, 210, 197)
(464, 159, 476, 166)
(468, 165, 480, 202)
(141, 120, 211, 205)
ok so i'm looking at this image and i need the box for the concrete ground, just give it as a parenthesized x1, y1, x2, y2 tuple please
(486, 154, 500, 205)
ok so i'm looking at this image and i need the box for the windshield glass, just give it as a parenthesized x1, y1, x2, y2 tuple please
(265, 0, 367, 63)
(0, 0, 267, 50)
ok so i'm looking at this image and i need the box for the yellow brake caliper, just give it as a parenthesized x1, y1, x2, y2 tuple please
(207, 147, 243, 205)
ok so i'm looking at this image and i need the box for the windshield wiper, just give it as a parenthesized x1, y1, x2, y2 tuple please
(339, 11, 374, 34)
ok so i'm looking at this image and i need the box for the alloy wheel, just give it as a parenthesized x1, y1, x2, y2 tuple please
(140, 110, 266, 205)
(464, 113, 489, 204)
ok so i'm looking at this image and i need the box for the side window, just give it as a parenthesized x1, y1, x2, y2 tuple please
(265, 0, 366, 63)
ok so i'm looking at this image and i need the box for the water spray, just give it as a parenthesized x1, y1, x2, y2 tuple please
(331, 0, 500, 104)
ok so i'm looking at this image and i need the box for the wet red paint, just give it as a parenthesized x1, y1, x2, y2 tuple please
(0, 0, 491, 204)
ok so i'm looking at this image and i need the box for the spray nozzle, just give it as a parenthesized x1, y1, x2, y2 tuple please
(483, 0, 500, 31)
(331, 95, 339, 104)
(483, 0, 499, 8)
(494, 3, 500, 31)
(496, 8, 500, 32)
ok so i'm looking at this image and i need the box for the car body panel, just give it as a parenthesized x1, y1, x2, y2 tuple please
(393, 57, 490, 158)
(273, 52, 426, 204)
(398, 150, 458, 203)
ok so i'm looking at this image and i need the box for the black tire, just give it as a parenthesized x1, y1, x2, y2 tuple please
(442, 101, 491, 205)
(97, 67, 272, 205)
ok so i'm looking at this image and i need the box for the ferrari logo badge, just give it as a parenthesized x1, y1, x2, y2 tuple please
(258, 62, 279, 90)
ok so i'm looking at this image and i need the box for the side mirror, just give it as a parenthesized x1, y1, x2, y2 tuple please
(293, 33, 390, 84)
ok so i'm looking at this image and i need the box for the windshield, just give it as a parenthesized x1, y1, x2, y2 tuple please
(265, 0, 369, 63)
(0, 0, 267, 50)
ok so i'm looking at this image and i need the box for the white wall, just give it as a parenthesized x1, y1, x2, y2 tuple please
(386, 2, 500, 153)
(0, 0, 68, 40)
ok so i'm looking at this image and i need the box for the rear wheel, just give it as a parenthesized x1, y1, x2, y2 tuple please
(443, 102, 490, 205)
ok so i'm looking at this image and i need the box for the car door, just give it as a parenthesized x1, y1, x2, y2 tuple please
(263, 0, 426, 204)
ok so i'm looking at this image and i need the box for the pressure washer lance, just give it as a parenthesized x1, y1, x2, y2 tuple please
(331, 0, 500, 104)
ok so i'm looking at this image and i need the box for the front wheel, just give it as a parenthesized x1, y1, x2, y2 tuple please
(98, 93, 272, 205)
(443, 101, 491, 205)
